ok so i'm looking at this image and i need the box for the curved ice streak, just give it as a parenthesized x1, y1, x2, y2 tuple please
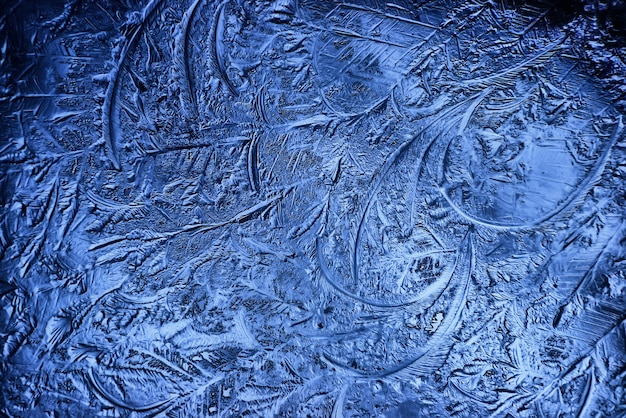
(102, 0, 166, 170)
(488, 352, 595, 418)
(86, 366, 225, 415)
(86, 368, 177, 413)
(438, 116, 623, 231)
(317, 237, 456, 309)
(461, 35, 568, 88)
(173, 0, 204, 120)
(322, 231, 474, 379)
(351, 93, 486, 288)
(551, 218, 624, 328)
(209, 0, 237, 95)
(324, 2, 438, 30)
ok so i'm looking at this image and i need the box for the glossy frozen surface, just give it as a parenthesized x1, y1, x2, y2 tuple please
(1, 0, 625, 416)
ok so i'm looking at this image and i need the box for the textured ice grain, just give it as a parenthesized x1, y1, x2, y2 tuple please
(1, 0, 625, 417)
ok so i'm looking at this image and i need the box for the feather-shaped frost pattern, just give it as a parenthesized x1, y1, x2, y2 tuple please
(1, 0, 625, 417)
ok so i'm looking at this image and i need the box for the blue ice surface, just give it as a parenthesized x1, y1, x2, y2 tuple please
(0, 0, 625, 417)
